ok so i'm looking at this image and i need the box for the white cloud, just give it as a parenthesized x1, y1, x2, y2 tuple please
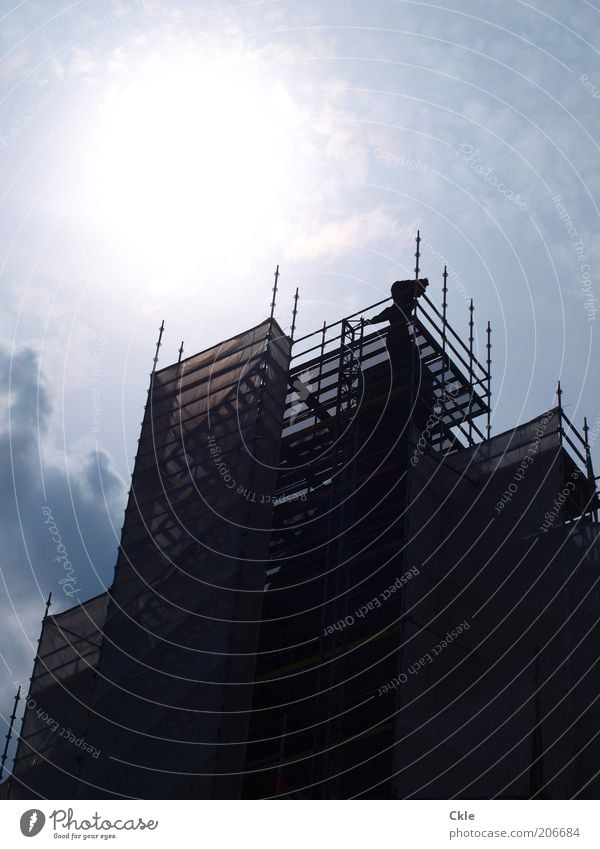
(288, 209, 398, 261)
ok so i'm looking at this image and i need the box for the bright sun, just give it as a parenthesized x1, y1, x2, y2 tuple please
(91, 55, 297, 275)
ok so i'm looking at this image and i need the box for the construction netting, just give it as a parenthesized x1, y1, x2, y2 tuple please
(396, 408, 600, 797)
(77, 319, 291, 798)
(9, 593, 108, 797)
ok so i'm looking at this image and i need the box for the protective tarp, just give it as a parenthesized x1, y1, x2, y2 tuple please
(9, 593, 108, 797)
(79, 319, 291, 798)
(391, 418, 600, 798)
(445, 407, 561, 477)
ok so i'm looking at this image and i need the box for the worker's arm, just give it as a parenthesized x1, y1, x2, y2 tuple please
(363, 306, 396, 325)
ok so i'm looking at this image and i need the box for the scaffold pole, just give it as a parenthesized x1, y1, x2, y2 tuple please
(152, 320, 165, 373)
(486, 320, 492, 439)
(0, 686, 21, 781)
(291, 287, 300, 341)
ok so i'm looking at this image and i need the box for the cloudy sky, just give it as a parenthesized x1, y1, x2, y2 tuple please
(1, 0, 599, 755)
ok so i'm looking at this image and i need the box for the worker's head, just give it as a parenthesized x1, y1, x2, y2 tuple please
(391, 278, 428, 302)
(391, 280, 408, 300)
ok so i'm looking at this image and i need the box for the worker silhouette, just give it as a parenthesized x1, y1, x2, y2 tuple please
(361, 277, 435, 437)
(363, 278, 428, 373)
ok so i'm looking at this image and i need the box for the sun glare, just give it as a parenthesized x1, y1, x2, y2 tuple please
(91, 56, 297, 275)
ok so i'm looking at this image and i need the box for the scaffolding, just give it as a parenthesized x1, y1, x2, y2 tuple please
(243, 259, 599, 799)
(242, 263, 494, 797)
(7, 593, 108, 798)
(5, 318, 291, 800)
(3, 248, 599, 801)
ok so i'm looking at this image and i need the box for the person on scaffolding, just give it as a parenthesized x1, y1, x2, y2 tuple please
(362, 278, 428, 370)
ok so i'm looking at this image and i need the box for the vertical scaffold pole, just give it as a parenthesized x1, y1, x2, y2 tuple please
(42, 592, 52, 625)
(315, 320, 327, 415)
(441, 265, 448, 448)
(583, 417, 598, 522)
(152, 321, 165, 373)
(410, 229, 421, 445)
(468, 299, 475, 444)
(556, 381, 564, 441)
(0, 686, 21, 781)
(441, 265, 448, 386)
(270, 265, 280, 325)
(414, 229, 421, 280)
(486, 321, 492, 439)
(261, 265, 280, 410)
(290, 288, 300, 341)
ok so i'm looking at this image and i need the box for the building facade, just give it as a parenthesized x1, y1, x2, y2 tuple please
(3, 281, 599, 799)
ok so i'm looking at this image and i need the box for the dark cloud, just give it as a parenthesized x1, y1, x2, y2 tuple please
(0, 345, 125, 757)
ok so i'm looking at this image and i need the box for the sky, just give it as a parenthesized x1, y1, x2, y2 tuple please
(1, 0, 599, 762)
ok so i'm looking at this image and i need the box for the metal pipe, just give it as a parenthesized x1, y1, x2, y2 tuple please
(0, 686, 21, 781)
(270, 265, 280, 323)
(486, 321, 492, 439)
(414, 229, 421, 280)
(290, 287, 300, 341)
(152, 320, 165, 373)
(468, 300, 474, 444)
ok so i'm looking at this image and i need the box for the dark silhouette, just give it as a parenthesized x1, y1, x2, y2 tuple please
(363, 278, 428, 366)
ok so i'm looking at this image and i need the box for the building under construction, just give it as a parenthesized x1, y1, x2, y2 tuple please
(2, 237, 599, 799)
